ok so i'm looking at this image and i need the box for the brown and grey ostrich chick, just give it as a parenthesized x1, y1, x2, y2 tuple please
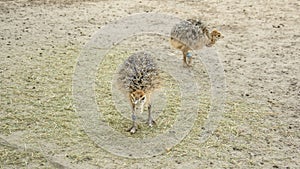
(170, 19, 223, 66)
(118, 52, 160, 134)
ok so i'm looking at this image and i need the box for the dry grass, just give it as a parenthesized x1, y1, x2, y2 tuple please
(0, 39, 278, 168)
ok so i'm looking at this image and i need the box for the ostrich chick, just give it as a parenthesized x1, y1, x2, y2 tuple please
(170, 19, 223, 66)
(118, 52, 160, 134)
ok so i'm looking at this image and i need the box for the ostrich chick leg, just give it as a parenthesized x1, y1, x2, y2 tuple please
(182, 50, 188, 66)
(182, 48, 192, 66)
(128, 103, 138, 134)
(147, 103, 155, 127)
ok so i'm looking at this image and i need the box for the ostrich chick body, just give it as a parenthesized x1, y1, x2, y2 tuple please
(118, 52, 160, 134)
(170, 19, 223, 66)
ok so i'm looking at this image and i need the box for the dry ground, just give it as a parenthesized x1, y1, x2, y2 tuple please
(0, 0, 299, 168)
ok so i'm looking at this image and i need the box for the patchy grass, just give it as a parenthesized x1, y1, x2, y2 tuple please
(0, 44, 286, 167)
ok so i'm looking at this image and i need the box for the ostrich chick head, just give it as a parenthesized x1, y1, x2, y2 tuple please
(207, 30, 224, 47)
(130, 90, 146, 105)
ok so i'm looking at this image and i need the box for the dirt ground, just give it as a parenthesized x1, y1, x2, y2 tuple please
(0, 0, 299, 168)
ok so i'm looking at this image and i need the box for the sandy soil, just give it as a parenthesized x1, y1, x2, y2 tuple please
(0, 0, 299, 168)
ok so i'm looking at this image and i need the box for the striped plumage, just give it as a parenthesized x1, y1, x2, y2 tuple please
(171, 19, 210, 49)
(118, 52, 160, 94)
